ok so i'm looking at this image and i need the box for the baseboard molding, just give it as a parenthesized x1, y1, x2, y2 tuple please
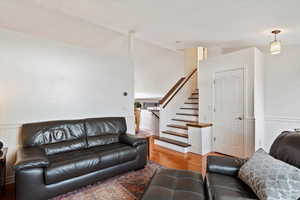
(6, 175, 15, 185)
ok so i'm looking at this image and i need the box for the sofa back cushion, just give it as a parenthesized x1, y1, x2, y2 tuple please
(84, 117, 127, 148)
(269, 131, 300, 169)
(21, 120, 86, 155)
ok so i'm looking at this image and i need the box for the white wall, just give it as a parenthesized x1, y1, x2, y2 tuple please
(0, 1, 136, 184)
(254, 50, 265, 150)
(199, 48, 256, 122)
(134, 39, 184, 135)
(140, 109, 159, 134)
(203, 45, 300, 153)
(264, 45, 300, 151)
(198, 48, 265, 158)
(207, 46, 223, 58)
(184, 48, 198, 75)
(0, 27, 134, 184)
(134, 40, 184, 99)
(0, 28, 134, 123)
(0, 1, 183, 184)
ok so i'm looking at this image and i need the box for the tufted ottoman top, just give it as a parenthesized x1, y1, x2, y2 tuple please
(141, 168, 205, 200)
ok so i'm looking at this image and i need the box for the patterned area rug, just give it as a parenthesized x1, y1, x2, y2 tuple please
(52, 161, 161, 200)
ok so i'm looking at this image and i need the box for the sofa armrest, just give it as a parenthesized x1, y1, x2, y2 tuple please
(119, 134, 147, 147)
(207, 156, 247, 176)
(15, 147, 49, 171)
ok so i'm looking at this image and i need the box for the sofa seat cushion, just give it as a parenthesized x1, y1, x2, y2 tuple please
(45, 149, 101, 185)
(45, 143, 137, 185)
(206, 172, 258, 200)
(90, 143, 137, 169)
(142, 169, 205, 200)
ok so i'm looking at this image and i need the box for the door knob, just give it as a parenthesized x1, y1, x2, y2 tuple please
(235, 117, 243, 120)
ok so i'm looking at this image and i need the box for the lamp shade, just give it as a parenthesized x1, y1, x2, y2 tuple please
(270, 40, 281, 55)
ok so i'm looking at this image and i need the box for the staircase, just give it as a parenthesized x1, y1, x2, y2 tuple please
(155, 89, 199, 153)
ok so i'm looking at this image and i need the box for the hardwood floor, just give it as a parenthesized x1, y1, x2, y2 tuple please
(0, 136, 222, 200)
(148, 136, 222, 176)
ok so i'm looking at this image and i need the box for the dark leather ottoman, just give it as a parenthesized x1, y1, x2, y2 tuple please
(141, 168, 205, 200)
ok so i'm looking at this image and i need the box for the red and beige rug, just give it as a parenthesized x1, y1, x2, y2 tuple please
(52, 162, 161, 200)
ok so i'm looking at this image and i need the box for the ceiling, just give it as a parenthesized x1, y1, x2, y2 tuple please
(19, 0, 300, 49)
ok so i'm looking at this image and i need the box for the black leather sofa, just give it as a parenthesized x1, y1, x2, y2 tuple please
(141, 131, 300, 200)
(205, 131, 300, 200)
(14, 117, 147, 200)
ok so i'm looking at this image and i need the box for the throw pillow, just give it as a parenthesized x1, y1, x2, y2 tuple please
(238, 148, 300, 200)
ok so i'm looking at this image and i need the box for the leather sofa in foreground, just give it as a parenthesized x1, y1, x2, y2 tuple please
(205, 131, 300, 200)
(141, 131, 300, 200)
(14, 117, 147, 200)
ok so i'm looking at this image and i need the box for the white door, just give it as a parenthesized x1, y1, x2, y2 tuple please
(213, 68, 244, 157)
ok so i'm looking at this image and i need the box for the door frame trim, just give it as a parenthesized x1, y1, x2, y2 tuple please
(212, 66, 247, 157)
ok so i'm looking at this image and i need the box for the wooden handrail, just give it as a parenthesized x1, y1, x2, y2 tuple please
(150, 111, 160, 119)
(159, 77, 185, 104)
(162, 68, 197, 109)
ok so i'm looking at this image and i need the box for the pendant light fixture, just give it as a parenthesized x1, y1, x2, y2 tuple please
(270, 30, 281, 55)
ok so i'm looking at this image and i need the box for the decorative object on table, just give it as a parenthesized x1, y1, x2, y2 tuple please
(0, 147, 7, 194)
(134, 102, 142, 133)
(238, 148, 300, 200)
(52, 161, 161, 200)
(0, 140, 3, 150)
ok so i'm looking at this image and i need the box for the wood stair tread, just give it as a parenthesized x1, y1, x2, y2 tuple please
(172, 119, 198, 123)
(188, 97, 199, 100)
(167, 124, 188, 130)
(192, 92, 199, 95)
(156, 137, 191, 147)
(187, 122, 213, 128)
(184, 102, 198, 105)
(176, 113, 199, 116)
(180, 107, 198, 110)
(162, 130, 188, 138)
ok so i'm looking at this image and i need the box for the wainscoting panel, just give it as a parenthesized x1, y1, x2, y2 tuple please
(264, 116, 300, 152)
(244, 117, 255, 158)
